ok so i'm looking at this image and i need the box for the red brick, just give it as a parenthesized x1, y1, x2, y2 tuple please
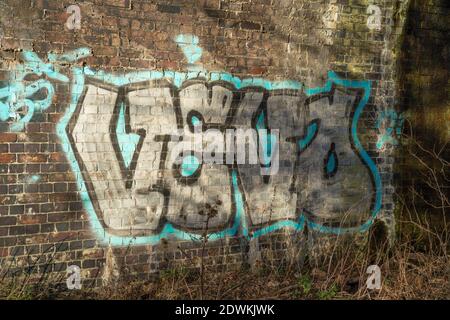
(18, 154, 48, 163)
(0, 154, 15, 163)
(18, 214, 47, 225)
(49, 152, 66, 162)
(82, 248, 105, 259)
(0, 133, 17, 142)
(49, 231, 78, 243)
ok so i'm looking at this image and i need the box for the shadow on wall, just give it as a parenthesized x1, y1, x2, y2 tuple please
(396, 0, 450, 239)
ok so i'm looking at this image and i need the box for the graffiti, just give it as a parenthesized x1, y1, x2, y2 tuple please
(66, 4, 82, 30)
(367, 5, 382, 31)
(174, 34, 202, 66)
(0, 34, 382, 246)
(0, 48, 90, 131)
(376, 110, 404, 149)
(167, 126, 281, 174)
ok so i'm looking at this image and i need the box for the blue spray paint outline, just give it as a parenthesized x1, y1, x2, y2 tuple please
(0, 49, 91, 131)
(375, 109, 404, 149)
(303, 72, 382, 234)
(54, 47, 381, 246)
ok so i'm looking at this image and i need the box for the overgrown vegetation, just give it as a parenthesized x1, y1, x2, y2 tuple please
(0, 135, 448, 300)
(2, 238, 447, 300)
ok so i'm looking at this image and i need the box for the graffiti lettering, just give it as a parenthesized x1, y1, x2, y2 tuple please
(1, 34, 383, 246)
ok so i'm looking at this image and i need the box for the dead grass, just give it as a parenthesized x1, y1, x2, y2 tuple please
(0, 130, 448, 300)
(38, 242, 447, 300)
(1, 217, 448, 300)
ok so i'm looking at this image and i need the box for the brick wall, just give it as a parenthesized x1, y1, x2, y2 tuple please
(0, 0, 413, 285)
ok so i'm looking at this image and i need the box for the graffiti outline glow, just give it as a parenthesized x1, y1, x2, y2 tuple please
(1, 34, 382, 246)
(0, 48, 90, 131)
(376, 110, 404, 149)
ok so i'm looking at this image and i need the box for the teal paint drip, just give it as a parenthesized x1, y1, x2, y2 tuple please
(191, 115, 201, 126)
(181, 155, 200, 177)
(298, 121, 318, 151)
(326, 152, 336, 174)
(324, 143, 338, 178)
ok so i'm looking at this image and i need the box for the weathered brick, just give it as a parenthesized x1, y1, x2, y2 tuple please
(18, 154, 48, 163)
(18, 214, 47, 225)
(48, 231, 78, 242)
(0, 133, 17, 142)
(157, 4, 181, 14)
(0, 0, 444, 287)
(82, 248, 104, 259)
(0, 216, 17, 226)
(0, 154, 15, 163)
